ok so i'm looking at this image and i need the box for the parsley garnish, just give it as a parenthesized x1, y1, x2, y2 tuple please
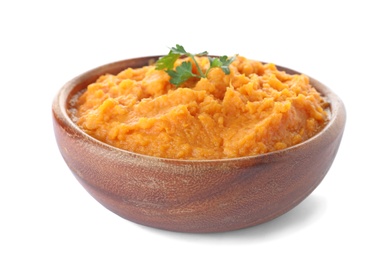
(156, 44, 236, 86)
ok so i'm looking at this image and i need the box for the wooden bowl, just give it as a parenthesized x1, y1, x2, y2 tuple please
(52, 56, 346, 233)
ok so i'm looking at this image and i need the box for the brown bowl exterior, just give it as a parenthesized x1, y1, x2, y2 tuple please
(52, 56, 346, 233)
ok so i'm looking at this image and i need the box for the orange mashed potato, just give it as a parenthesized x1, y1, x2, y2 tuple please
(72, 56, 328, 159)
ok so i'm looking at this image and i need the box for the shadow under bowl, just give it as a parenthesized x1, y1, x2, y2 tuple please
(52, 56, 346, 233)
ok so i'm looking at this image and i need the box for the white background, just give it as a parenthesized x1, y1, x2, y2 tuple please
(1, 0, 389, 259)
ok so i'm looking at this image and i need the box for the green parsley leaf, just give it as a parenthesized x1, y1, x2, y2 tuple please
(166, 61, 198, 86)
(170, 44, 208, 57)
(208, 57, 223, 68)
(169, 44, 187, 55)
(155, 51, 180, 70)
(207, 55, 237, 76)
(217, 55, 236, 74)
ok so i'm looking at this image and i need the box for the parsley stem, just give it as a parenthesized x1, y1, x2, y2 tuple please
(204, 68, 211, 77)
(188, 54, 205, 78)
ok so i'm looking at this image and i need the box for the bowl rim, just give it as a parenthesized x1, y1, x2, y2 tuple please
(52, 55, 346, 164)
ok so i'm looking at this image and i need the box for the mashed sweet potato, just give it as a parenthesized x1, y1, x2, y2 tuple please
(72, 56, 328, 159)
